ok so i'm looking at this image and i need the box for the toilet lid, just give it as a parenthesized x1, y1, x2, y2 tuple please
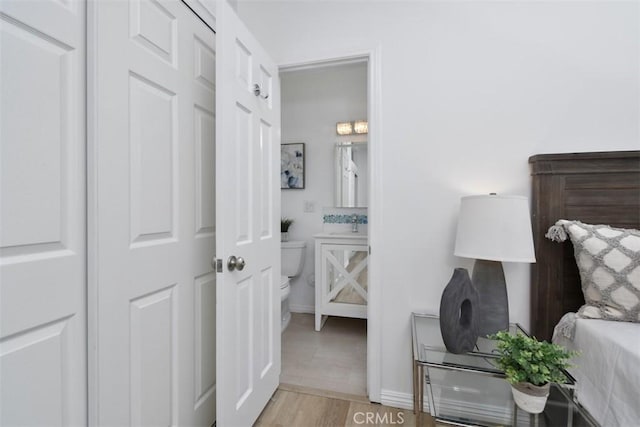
(280, 276, 289, 289)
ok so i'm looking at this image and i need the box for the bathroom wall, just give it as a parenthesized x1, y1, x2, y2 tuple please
(239, 0, 639, 404)
(281, 62, 368, 312)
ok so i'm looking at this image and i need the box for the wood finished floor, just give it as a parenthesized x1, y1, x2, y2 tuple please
(255, 385, 437, 427)
(281, 313, 367, 396)
(258, 314, 442, 426)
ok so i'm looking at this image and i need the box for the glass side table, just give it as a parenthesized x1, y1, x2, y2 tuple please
(411, 313, 598, 427)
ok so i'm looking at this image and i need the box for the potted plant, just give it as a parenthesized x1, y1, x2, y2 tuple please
(281, 218, 294, 242)
(491, 331, 575, 414)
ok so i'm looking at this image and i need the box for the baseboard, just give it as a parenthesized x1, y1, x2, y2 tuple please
(289, 304, 314, 314)
(379, 389, 417, 411)
(380, 389, 519, 424)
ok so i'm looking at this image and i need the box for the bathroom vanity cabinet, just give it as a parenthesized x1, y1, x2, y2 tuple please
(313, 233, 369, 331)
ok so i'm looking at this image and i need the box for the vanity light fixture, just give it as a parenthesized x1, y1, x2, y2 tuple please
(336, 121, 353, 135)
(353, 120, 368, 134)
(336, 120, 368, 135)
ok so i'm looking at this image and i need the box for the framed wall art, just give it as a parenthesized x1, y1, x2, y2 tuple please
(281, 143, 305, 189)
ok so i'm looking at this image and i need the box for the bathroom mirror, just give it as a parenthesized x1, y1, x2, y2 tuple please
(334, 141, 368, 208)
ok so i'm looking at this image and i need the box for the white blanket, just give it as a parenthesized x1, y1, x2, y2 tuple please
(553, 317, 640, 427)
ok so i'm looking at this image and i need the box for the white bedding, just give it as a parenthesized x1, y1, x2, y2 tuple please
(553, 317, 640, 427)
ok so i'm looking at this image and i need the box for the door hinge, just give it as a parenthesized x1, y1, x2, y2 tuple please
(368, 245, 371, 255)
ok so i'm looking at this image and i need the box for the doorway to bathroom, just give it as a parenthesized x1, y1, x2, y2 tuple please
(278, 56, 376, 398)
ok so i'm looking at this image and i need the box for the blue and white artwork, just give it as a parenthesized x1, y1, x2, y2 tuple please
(281, 143, 305, 189)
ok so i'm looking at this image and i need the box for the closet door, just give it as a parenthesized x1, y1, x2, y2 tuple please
(90, 1, 216, 425)
(0, 0, 87, 425)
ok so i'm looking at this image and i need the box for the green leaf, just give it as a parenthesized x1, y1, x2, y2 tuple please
(490, 331, 577, 385)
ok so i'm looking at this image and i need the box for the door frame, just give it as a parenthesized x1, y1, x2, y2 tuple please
(86, 1, 218, 424)
(279, 46, 383, 402)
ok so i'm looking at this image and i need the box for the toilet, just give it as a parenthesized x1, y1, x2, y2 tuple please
(281, 240, 306, 332)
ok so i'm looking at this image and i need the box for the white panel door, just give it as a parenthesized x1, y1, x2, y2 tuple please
(216, 2, 281, 425)
(0, 0, 86, 425)
(91, 0, 216, 425)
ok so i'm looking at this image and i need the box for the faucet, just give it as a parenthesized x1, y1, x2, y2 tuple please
(351, 214, 359, 233)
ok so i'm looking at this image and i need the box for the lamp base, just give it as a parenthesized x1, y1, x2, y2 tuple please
(472, 259, 509, 337)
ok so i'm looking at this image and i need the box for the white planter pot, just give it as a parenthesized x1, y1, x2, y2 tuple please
(281, 231, 289, 242)
(511, 382, 550, 414)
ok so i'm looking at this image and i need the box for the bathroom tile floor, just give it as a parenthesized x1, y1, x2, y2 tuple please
(281, 313, 367, 396)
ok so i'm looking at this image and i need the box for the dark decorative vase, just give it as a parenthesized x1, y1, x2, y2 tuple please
(439, 268, 479, 354)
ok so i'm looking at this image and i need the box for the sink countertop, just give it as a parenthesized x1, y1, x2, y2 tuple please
(313, 232, 368, 240)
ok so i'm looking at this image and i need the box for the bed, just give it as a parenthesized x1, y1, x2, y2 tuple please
(529, 151, 640, 426)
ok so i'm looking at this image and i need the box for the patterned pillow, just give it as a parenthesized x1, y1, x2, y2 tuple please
(546, 220, 640, 322)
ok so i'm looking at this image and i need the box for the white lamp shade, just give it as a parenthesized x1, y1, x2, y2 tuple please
(454, 194, 536, 263)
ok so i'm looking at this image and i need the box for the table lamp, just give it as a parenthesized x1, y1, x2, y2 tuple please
(454, 194, 536, 337)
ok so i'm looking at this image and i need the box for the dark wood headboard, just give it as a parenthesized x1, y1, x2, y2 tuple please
(529, 151, 640, 341)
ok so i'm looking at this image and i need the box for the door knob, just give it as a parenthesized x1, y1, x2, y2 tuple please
(227, 255, 246, 271)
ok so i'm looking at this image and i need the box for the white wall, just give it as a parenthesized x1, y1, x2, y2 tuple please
(281, 63, 367, 312)
(238, 0, 640, 400)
